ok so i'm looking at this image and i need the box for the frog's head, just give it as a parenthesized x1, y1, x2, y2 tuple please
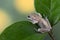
(27, 13, 42, 24)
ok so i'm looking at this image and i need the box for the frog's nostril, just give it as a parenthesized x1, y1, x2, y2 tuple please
(28, 16, 30, 18)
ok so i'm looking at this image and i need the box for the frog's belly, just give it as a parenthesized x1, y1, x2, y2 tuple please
(38, 22, 45, 28)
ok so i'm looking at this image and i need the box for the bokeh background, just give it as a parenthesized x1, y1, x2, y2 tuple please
(0, 0, 35, 34)
(0, 0, 60, 40)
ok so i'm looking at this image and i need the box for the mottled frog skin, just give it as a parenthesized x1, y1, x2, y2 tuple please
(27, 12, 52, 33)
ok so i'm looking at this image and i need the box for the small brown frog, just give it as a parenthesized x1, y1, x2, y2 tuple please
(27, 12, 52, 33)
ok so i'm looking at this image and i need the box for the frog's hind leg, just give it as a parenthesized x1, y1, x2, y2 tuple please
(45, 17, 52, 29)
(38, 28, 50, 33)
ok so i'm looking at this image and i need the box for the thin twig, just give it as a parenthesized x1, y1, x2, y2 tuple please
(48, 32, 54, 40)
(48, 29, 55, 40)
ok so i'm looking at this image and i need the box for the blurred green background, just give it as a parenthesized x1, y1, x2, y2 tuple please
(0, 0, 35, 33)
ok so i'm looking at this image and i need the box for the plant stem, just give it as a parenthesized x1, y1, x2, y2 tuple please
(48, 29, 55, 40)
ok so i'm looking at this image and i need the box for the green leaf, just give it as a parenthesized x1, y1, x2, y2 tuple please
(34, 0, 60, 26)
(0, 21, 46, 40)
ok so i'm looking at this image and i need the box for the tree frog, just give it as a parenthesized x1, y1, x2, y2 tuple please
(27, 12, 52, 33)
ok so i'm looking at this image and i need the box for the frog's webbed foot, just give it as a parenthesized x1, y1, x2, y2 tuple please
(34, 28, 41, 33)
(34, 28, 44, 33)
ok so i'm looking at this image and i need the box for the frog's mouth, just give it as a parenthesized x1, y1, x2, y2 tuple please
(28, 19, 38, 24)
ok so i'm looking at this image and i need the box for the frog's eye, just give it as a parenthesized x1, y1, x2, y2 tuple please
(28, 16, 30, 18)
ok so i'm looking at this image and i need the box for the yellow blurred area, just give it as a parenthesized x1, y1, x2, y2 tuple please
(0, 9, 12, 33)
(14, 0, 35, 13)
